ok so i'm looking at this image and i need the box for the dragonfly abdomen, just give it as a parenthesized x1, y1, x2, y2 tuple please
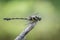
(4, 18, 28, 21)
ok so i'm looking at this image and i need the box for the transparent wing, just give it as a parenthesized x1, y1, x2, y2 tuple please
(29, 12, 39, 16)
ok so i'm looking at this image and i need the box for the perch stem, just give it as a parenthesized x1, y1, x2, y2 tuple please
(15, 21, 37, 40)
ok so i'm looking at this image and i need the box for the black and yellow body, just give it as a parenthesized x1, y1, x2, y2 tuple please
(4, 15, 41, 22)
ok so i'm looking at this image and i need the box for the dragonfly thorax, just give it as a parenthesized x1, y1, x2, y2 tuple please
(29, 15, 41, 22)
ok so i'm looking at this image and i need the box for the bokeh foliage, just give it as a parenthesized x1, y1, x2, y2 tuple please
(0, 0, 60, 40)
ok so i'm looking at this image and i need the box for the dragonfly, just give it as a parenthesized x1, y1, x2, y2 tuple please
(3, 15, 41, 22)
(3, 14, 42, 40)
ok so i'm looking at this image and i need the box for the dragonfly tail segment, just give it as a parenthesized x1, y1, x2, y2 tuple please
(3, 18, 28, 21)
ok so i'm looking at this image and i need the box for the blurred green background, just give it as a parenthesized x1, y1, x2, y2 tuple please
(0, 0, 60, 40)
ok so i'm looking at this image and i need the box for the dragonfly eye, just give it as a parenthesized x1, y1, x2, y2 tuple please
(38, 17, 41, 21)
(35, 16, 41, 21)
